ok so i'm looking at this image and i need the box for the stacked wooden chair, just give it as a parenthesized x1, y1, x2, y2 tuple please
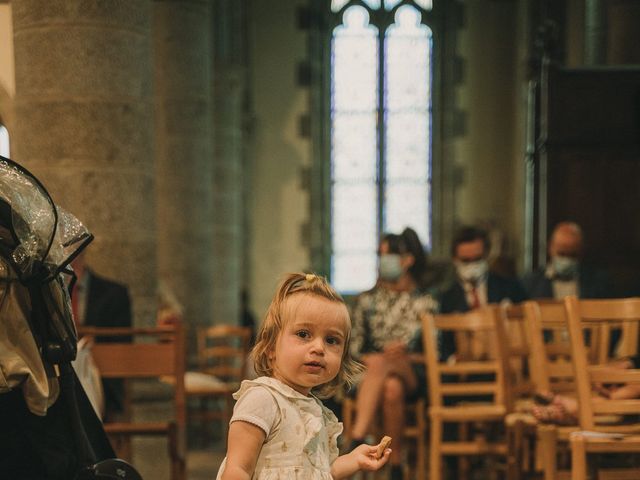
(422, 305, 511, 480)
(507, 299, 605, 480)
(508, 297, 640, 480)
(500, 302, 540, 480)
(564, 296, 640, 480)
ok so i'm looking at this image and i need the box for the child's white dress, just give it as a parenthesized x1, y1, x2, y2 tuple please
(215, 376, 342, 479)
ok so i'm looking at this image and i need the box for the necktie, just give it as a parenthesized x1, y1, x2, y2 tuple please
(470, 285, 481, 309)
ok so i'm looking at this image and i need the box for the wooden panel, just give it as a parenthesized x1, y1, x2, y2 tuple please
(91, 343, 176, 377)
(542, 66, 640, 296)
(547, 67, 640, 146)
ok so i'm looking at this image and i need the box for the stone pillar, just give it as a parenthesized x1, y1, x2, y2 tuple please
(12, 0, 156, 324)
(584, 0, 607, 65)
(211, 0, 246, 326)
(154, 0, 214, 341)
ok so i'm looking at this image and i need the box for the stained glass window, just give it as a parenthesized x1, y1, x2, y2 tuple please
(0, 125, 9, 158)
(384, 6, 432, 244)
(330, 2, 433, 293)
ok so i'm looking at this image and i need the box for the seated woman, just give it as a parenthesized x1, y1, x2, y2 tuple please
(533, 357, 640, 424)
(349, 227, 437, 480)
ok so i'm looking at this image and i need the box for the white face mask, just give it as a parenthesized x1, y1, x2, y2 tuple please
(551, 255, 579, 279)
(456, 259, 488, 283)
(378, 254, 403, 282)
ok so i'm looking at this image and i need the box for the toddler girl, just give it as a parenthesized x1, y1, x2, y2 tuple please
(217, 273, 391, 479)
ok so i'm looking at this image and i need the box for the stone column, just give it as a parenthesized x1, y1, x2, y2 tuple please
(154, 0, 214, 341)
(584, 0, 607, 65)
(211, 0, 246, 326)
(12, 0, 156, 324)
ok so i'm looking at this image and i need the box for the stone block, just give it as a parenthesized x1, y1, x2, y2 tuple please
(14, 101, 153, 167)
(14, 28, 151, 98)
(12, 0, 150, 32)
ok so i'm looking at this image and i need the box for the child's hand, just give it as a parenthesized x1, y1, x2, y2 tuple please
(350, 442, 391, 471)
(331, 437, 391, 479)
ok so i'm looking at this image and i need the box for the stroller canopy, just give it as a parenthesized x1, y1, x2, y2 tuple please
(0, 156, 91, 281)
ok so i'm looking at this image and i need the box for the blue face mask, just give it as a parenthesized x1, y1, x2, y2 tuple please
(552, 255, 579, 279)
(378, 254, 403, 282)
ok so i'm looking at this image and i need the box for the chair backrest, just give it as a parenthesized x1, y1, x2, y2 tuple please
(500, 303, 535, 400)
(524, 300, 575, 394)
(564, 296, 640, 430)
(80, 325, 185, 422)
(196, 325, 252, 383)
(422, 305, 510, 409)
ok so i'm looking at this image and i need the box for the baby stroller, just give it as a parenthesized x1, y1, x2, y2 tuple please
(0, 156, 142, 479)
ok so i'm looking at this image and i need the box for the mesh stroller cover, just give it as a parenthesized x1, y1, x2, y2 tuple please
(0, 156, 139, 478)
(0, 156, 91, 414)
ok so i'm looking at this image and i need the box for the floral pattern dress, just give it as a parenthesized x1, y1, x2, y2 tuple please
(216, 377, 342, 479)
(350, 286, 438, 357)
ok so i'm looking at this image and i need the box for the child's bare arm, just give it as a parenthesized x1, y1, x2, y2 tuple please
(330, 438, 391, 479)
(220, 421, 266, 480)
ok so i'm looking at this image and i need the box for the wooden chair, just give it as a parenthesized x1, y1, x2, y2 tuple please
(501, 302, 537, 408)
(564, 296, 640, 480)
(79, 325, 186, 480)
(523, 299, 586, 480)
(523, 298, 640, 480)
(422, 305, 510, 480)
(341, 355, 427, 480)
(185, 325, 252, 444)
(500, 303, 538, 480)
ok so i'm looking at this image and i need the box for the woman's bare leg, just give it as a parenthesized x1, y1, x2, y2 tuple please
(351, 354, 386, 439)
(351, 352, 418, 440)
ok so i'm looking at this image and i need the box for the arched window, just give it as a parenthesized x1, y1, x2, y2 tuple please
(0, 124, 9, 158)
(329, 0, 434, 293)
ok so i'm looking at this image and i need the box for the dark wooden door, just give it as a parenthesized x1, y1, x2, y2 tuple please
(534, 66, 640, 296)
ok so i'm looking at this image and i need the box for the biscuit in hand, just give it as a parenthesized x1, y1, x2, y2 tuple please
(376, 435, 392, 459)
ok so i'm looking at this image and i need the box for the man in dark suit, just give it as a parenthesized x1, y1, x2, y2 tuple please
(433, 226, 527, 478)
(522, 222, 613, 300)
(439, 226, 528, 359)
(71, 252, 132, 420)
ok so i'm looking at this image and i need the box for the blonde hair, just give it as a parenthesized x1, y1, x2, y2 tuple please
(252, 272, 363, 398)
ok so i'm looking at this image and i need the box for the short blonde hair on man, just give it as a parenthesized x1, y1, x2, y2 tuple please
(251, 272, 363, 398)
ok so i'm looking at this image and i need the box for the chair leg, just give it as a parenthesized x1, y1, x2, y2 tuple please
(570, 433, 587, 480)
(199, 396, 208, 446)
(459, 422, 470, 480)
(417, 426, 426, 479)
(506, 416, 524, 480)
(430, 417, 442, 480)
(169, 422, 187, 480)
(538, 425, 558, 480)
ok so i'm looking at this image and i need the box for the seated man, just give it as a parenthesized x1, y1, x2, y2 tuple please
(71, 251, 132, 421)
(522, 221, 613, 300)
(439, 225, 528, 359)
